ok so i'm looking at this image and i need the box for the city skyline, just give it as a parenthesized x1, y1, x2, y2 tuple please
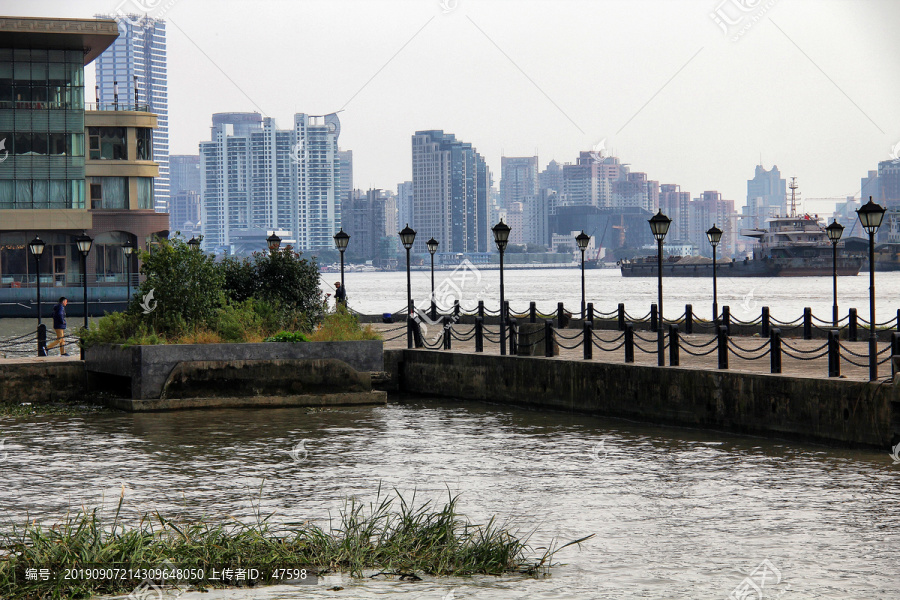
(3, 0, 897, 218)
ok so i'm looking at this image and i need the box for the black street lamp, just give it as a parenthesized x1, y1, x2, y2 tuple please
(399, 224, 417, 349)
(706, 224, 723, 323)
(333, 228, 350, 293)
(426, 237, 439, 321)
(29, 237, 46, 356)
(648, 210, 671, 367)
(492, 220, 511, 356)
(267, 231, 282, 253)
(825, 220, 844, 328)
(856, 197, 886, 381)
(123, 238, 135, 307)
(187, 236, 201, 252)
(29, 236, 45, 326)
(575, 231, 591, 319)
(76, 233, 93, 359)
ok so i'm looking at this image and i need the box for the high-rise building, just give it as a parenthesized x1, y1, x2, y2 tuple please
(168, 155, 200, 232)
(337, 149, 353, 205)
(94, 14, 168, 214)
(539, 160, 563, 194)
(501, 156, 541, 244)
(500, 156, 538, 208)
(200, 112, 341, 252)
(411, 130, 489, 253)
(397, 181, 413, 231)
(658, 184, 692, 243)
(693, 191, 736, 257)
(742, 164, 786, 230)
(342, 188, 397, 261)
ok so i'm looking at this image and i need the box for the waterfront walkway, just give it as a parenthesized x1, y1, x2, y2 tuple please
(372, 322, 895, 383)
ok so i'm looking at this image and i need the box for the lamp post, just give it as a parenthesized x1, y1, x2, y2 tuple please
(29, 236, 45, 326)
(123, 238, 135, 306)
(426, 237, 439, 321)
(492, 220, 511, 356)
(575, 231, 591, 319)
(187, 236, 201, 252)
(825, 220, 844, 328)
(706, 224, 722, 323)
(76, 233, 93, 360)
(333, 228, 350, 293)
(856, 197, 886, 381)
(267, 231, 281, 253)
(648, 211, 672, 367)
(399, 224, 417, 349)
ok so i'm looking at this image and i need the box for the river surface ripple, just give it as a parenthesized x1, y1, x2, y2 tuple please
(2, 400, 899, 598)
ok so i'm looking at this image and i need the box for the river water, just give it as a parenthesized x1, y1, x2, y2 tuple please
(330, 268, 900, 324)
(2, 400, 899, 599)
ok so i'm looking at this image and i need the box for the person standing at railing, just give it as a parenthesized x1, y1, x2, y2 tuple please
(334, 281, 347, 306)
(45, 297, 69, 356)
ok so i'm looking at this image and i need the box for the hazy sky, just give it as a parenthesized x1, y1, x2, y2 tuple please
(9, 0, 900, 213)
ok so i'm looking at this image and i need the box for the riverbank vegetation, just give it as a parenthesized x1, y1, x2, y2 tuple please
(0, 490, 589, 599)
(80, 237, 377, 347)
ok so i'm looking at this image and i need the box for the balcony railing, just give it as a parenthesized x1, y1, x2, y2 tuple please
(85, 102, 151, 112)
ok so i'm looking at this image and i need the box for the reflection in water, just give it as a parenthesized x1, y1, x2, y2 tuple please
(2, 400, 899, 599)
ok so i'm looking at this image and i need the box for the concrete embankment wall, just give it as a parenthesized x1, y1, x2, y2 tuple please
(384, 349, 900, 449)
(0, 361, 84, 404)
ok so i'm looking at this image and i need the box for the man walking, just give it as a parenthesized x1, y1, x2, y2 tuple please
(45, 297, 69, 356)
(334, 281, 347, 306)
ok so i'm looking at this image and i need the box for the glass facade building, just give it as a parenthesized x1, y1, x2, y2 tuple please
(0, 48, 86, 210)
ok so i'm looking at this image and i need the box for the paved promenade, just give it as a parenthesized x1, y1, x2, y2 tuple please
(372, 322, 894, 383)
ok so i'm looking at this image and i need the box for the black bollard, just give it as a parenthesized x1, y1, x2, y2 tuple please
(475, 317, 484, 353)
(618, 303, 626, 331)
(650, 303, 658, 332)
(625, 324, 634, 363)
(770, 328, 782, 374)
(509, 319, 518, 355)
(454, 300, 460, 319)
(545, 319, 554, 358)
(529, 301, 537, 323)
(892, 332, 900, 378)
(685, 304, 693, 335)
(478, 300, 485, 320)
(584, 320, 593, 360)
(557, 302, 565, 328)
(37, 324, 47, 357)
(718, 325, 728, 370)
(722, 306, 731, 335)
(443, 317, 451, 350)
(587, 302, 594, 323)
(761, 306, 770, 338)
(669, 324, 679, 367)
(803, 307, 812, 340)
(849, 308, 858, 342)
(828, 329, 840, 377)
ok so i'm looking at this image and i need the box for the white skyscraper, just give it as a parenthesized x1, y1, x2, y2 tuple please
(94, 14, 169, 213)
(200, 112, 342, 252)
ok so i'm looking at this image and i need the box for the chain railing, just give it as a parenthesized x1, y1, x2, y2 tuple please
(394, 309, 898, 381)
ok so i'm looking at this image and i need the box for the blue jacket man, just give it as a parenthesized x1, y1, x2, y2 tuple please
(46, 297, 69, 356)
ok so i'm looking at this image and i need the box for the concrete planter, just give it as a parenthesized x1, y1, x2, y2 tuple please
(84, 340, 385, 411)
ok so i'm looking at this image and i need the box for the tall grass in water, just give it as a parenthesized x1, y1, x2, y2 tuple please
(0, 488, 591, 599)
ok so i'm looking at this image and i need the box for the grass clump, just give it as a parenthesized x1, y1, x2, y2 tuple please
(264, 331, 310, 343)
(308, 305, 380, 342)
(0, 489, 591, 599)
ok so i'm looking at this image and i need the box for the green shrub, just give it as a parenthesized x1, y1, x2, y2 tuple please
(264, 331, 310, 343)
(309, 305, 380, 342)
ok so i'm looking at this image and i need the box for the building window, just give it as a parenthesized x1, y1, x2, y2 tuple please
(88, 127, 127, 160)
(88, 177, 128, 209)
(136, 128, 152, 160)
(137, 177, 153, 209)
